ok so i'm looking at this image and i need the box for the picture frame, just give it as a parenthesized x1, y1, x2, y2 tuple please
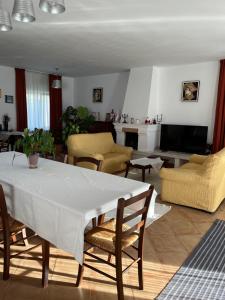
(5, 95, 14, 104)
(93, 88, 103, 103)
(182, 81, 200, 102)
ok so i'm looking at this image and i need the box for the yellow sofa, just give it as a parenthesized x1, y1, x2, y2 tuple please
(160, 148, 225, 212)
(67, 132, 133, 174)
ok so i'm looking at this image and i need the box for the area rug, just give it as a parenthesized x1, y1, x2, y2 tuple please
(157, 219, 225, 300)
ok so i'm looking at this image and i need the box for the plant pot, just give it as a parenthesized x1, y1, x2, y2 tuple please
(28, 153, 39, 169)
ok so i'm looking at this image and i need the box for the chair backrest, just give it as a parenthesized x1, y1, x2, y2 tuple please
(0, 185, 10, 240)
(73, 156, 102, 171)
(115, 185, 154, 252)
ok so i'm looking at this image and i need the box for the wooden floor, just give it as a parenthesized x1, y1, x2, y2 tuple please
(1, 198, 225, 300)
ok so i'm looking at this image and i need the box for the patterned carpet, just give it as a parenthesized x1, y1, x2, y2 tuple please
(157, 219, 225, 300)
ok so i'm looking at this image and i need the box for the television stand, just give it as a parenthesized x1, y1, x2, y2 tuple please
(152, 149, 192, 167)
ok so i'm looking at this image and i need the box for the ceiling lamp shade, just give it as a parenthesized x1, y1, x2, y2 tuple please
(39, 0, 65, 14)
(52, 78, 62, 89)
(0, 9, 12, 31)
(12, 0, 35, 23)
(52, 68, 62, 89)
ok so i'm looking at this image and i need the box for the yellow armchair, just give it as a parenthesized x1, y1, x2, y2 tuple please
(159, 148, 225, 212)
(67, 132, 133, 174)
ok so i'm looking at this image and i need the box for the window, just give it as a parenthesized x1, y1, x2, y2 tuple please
(26, 71, 50, 131)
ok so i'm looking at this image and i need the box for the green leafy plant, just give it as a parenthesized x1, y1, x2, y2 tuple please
(16, 128, 55, 157)
(62, 106, 95, 142)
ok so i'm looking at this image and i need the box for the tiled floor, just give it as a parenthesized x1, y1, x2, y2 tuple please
(0, 169, 224, 299)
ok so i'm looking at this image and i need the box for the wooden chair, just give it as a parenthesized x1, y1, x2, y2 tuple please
(74, 156, 103, 171)
(76, 185, 154, 300)
(0, 141, 9, 152)
(64, 155, 103, 171)
(0, 184, 48, 286)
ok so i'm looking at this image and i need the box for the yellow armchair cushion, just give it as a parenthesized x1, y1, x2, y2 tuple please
(189, 154, 208, 164)
(101, 153, 128, 173)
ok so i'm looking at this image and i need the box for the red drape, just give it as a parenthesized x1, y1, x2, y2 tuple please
(49, 74, 62, 131)
(15, 68, 27, 131)
(212, 60, 225, 153)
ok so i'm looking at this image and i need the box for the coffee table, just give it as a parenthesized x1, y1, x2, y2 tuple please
(125, 156, 167, 182)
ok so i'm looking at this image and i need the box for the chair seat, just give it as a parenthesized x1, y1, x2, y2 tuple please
(85, 218, 139, 253)
(0, 216, 25, 233)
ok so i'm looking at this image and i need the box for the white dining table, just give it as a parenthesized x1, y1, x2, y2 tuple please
(0, 152, 155, 264)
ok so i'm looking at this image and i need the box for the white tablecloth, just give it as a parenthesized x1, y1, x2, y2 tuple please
(0, 152, 155, 264)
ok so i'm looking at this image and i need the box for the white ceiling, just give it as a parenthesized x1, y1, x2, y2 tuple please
(1, 0, 225, 77)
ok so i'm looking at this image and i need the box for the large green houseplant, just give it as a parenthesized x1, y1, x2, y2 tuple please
(62, 106, 95, 143)
(16, 128, 55, 168)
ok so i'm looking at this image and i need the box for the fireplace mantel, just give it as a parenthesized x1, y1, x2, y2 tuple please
(114, 123, 160, 152)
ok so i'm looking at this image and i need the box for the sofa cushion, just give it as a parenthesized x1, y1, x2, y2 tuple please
(101, 152, 128, 173)
(68, 132, 114, 155)
(181, 162, 202, 171)
(201, 154, 224, 179)
(216, 147, 225, 158)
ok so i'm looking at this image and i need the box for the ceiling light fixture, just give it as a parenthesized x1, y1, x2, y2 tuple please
(0, 0, 66, 32)
(0, 0, 12, 31)
(52, 68, 62, 89)
(39, 0, 65, 15)
(0, 10, 12, 31)
(12, 0, 35, 23)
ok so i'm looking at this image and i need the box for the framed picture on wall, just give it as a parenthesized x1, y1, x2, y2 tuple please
(5, 95, 14, 104)
(182, 81, 200, 102)
(93, 88, 103, 103)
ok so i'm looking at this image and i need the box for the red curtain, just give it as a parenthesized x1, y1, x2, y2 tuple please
(49, 74, 62, 131)
(15, 68, 27, 131)
(212, 60, 225, 153)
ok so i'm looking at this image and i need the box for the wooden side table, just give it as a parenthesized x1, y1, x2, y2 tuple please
(125, 156, 169, 182)
(125, 160, 151, 182)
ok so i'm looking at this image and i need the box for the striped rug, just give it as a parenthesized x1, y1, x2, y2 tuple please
(157, 219, 225, 300)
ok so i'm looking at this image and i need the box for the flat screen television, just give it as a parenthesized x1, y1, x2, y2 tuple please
(160, 124, 208, 154)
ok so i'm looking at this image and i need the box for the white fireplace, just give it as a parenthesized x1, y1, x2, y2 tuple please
(114, 123, 160, 152)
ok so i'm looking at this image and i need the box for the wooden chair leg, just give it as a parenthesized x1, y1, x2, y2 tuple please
(98, 214, 105, 225)
(138, 258, 144, 290)
(21, 228, 29, 247)
(3, 233, 10, 280)
(42, 239, 50, 288)
(142, 168, 145, 182)
(92, 218, 97, 228)
(125, 163, 130, 178)
(115, 253, 124, 300)
(76, 262, 84, 287)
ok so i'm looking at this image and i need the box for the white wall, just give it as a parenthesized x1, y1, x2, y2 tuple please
(148, 66, 160, 119)
(0, 66, 16, 130)
(75, 72, 129, 120)
(157, 62, 219, 143)
(62, 76, 75, 111)
(123, 67, 153, 122)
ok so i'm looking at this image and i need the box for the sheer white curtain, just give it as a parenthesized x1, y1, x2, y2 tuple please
(26, 71, 50, 131)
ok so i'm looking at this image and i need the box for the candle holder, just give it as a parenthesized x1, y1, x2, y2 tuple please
(122, 114, 128, 123)
(157, 114, 163, 124)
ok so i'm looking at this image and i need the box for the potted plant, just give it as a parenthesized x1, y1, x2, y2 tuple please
(62, 106, 95, 143)
(16, 128, 55, 169)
